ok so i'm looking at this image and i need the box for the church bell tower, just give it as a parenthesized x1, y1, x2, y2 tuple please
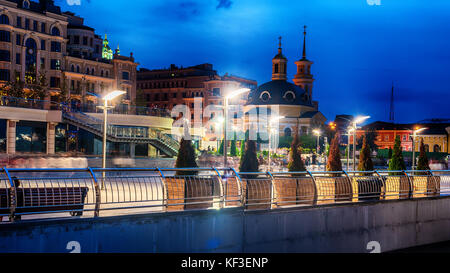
(272, 36, 287, 81)
(293, 26, 314, 102)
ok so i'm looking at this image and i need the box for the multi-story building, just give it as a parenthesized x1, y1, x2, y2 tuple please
(352, 121, 450, 154)
(0, 0, 176, 159)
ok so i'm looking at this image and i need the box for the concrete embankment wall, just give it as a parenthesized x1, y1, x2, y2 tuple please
(1, 196, 450, 253)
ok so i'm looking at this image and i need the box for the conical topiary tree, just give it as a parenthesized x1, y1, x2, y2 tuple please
(388, 135, 406, 172)
(326, 133, 343, 172)
(239, 140, 259, 178)
(388, 147, 393, 159)
(416, 138, 430, 173)
(287, 128, 306, 175)
(217, 139, 224, 156)
(239, 140, 245, 159)
(230, 132, 237, 157)
(358, 135, 374, 174)
(175, 138, 198, 176)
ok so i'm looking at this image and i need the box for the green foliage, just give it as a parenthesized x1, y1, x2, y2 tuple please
(175, 138, 198, 176)
(3, 77, 25, 98)
(357, 129, 378, 152)
(278, 135, 316, 150)
(326, 134, 343, 172)
(416, 139, 430, 172)
(358, 135, 374, 173)
(287, 131, 306, 175)
(388, 148, 393, 159)
(239, 141, 245, 159)
(230, 132, 237, 157)
(58, 74, 69, 104)
(29, 71, 48, 100)
(239, 140, 259, 178)
(217, 139, 224, 156)
(388, 135, 406, 172)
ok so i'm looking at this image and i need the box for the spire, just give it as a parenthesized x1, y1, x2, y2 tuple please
(302, 25, 307, 60)
(278, 36, 282, 54)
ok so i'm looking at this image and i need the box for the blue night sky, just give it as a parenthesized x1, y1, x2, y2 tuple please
(56, 0, 450, 124)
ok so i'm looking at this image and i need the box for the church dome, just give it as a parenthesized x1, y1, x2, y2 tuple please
(246, 80, 312, 106)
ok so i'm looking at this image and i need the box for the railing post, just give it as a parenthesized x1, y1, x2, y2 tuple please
(403, 170, 413, 199)
(342, 170, 353, 202)
(374, 170, 386, 200)
(230, 168, 244, 207)
(157, 168, 168, 211)
(306, 171, 318, 206)
(267, 171, 275, 209)
(4, 168, 16, 222)
(212, 167, 224, 209)
(88, 168, 101, 217)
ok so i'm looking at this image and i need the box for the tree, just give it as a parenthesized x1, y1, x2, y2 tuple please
(29, 71, 48, 101)
(175, 138, 198, 176)
(287, 128, 306, 175)
(357, 129, 378, 152)
(416, 139, 430, 172)
(230, 132, 237, 157)
(239, 140, 245, 158)
(326, 133, 343, 172)
(388, 147, 393, 159)
(358, 135, 374, 173)
(388, 135, 406, 171)
(57, 74, 69, 106)
(3, 77, 25, 99)
(239, 140, 259, 178)
(217, 139, 224, 156)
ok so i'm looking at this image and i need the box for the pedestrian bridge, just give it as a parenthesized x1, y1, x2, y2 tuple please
(0, 168, 449, 253)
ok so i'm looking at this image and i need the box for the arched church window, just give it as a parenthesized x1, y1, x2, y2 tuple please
(424, 144, 429, 153)
(283, 91, 296, 102)
(260, 91, 271, 102)
(284, 127, 292, 137)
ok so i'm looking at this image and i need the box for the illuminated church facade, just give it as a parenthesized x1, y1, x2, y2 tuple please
(244, 27, 326, 137)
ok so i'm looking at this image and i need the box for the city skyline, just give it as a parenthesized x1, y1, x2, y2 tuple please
(57, 0, 450, 124)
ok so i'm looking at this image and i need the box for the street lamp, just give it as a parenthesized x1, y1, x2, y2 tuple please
(351, 116, 370, 171)
(313, 129, 321, 155)
(268, 116, 284, 172)
(97, 90, 126, 172)
(411, 127, 427, 170)
(223, 88, 250, 167)
(347, 127, 355, 171)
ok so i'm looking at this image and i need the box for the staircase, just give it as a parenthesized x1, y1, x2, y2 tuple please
(62, 110, 179, 157)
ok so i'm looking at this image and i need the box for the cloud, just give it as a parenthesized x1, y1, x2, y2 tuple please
(216, 0, 232, 9)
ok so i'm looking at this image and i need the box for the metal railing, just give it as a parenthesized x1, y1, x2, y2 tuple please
(0, 168, 448, 223)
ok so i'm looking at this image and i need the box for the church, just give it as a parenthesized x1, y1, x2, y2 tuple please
(244, 27, 326, 137)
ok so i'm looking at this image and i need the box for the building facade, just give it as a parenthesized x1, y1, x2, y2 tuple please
(244, 28, 326, 139)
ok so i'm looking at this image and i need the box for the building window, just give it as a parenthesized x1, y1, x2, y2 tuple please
(73, 35, 80, 44)
(16, 53, 20, 64)
(122, 71, 129, 80)
(77, 66, 80, 73)
(25, 18, 29, 30)
(101, 70, 104, 77)
(0, 69, 10, 81)
(0, 14, 9, 25)
(106, 71, 109, 77)
(274, 63, 279, 74)
(16, 34, 21, 45)
(284, 91, 296, 102)
(41, 22, 46, 33)
(41, 39, 46, 50)
(83, 36, 88, 45)
(51, 27, 60, 37)
(50, 77, 60, 88)
(284, 127, 292, 137)
(260, 91, 271, 102)
(91, 68, 95, 75)
(50, 59, 60, 70)
(33, 20, 37, 31)
(40, 58, 45, 69)
(434, 145, 441, 153)
(95, 45, 100, 54)
(212, 88, 220, 96)
(385, 135, 389, 141)
(0, 31, 10, 42)
(25, 38, 37, 83)
(51, 41, 61, 52)
(22, 1, 30, 9)
(16, 16, 22, 28)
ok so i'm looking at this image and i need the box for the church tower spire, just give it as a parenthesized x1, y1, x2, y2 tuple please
(293, 26, 315, 105)
(272, 36, 287, 81)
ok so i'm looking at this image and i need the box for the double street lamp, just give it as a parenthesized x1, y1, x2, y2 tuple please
(97, 90, 126, 172)
(411, 127, 427, 170)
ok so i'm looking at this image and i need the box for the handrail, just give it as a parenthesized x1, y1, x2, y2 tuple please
(0, 167, 447, 223)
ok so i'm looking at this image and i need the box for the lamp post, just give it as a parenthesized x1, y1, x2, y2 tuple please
(347, 127, 354, 171)
(411, 127, 427, 170)
(313, 129, 321, 155)
(97, 90, 126, 187)
(351, 116, 371, 171)
(268, 116, 284, 172)
(223, 88, 250, 168)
